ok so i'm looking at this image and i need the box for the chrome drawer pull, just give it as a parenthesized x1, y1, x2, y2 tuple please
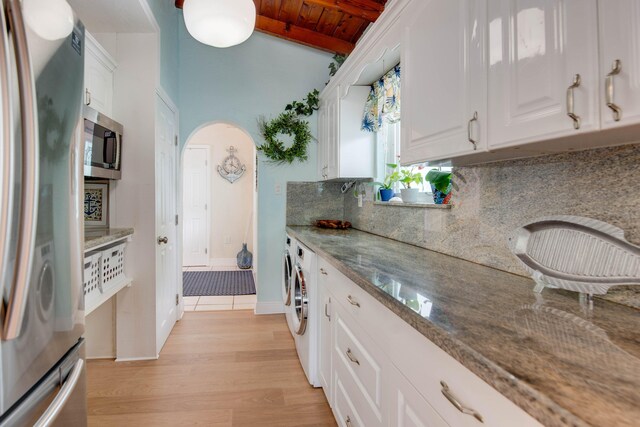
(320, 268, 328, 275)
(440, 381, 483, 423)
(566, 73, 581, 129)
(467, 111, 478, 150)
(347, 295, 360, 308)
(345, 416, 353, 427)
(346, 348, 360, 365)
(325, 301, 331, 321)
(605, 59, 622, 121)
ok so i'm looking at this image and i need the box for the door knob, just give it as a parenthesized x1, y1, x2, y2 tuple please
(157, 236, 168, 245)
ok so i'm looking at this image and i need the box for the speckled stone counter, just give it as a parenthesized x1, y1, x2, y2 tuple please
(287, 226, 640, 427)
(85, 228, 134, 251)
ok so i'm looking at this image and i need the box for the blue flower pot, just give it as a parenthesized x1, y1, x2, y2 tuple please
(379, 188, 394, 202)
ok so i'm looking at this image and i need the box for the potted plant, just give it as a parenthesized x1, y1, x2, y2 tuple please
(398, 166, 423, 203)
(373, 164, 400, 202)
(425, 169, 453, 204)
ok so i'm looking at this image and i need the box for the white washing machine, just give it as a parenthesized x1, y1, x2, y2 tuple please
(283, 235, 296, 336)
(292, 241, 320, 387)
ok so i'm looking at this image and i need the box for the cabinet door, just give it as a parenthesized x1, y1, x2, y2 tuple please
(598, 1, 640, 128)
(389, 370, 448, 427)
(401, 0, 487, 163)
(488, 0, 599, 149)
(85, 48, 114, 116)
(318, 279, 332, 403)
(317, 100, 329, 180)
(326, 92, 340, 180)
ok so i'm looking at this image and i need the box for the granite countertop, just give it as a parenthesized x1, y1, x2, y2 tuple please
(287, 226, 640, 427)
(85, 227, 134, 251)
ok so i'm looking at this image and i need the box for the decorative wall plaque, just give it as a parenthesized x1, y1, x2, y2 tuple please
(217, 146, 246, 183)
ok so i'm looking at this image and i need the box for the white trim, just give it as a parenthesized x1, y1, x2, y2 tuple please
(115, 355, 159, 362)
(210, 258, 238, 268)
(255, 301, 284, 315)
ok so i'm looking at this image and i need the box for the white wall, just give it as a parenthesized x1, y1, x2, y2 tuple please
(184, 124, 255, 265)
(110, 32, 160, 360)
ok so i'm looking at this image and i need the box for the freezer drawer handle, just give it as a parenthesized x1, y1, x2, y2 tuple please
(34, 359, 84, 427)
(440, 380, 484, 423)
(3, 0, 40, 341)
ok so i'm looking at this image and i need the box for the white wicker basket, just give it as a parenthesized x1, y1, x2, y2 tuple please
(83, 251, 103, 308)
(84, 241, 130, 314)
(101, 242, 127, 291)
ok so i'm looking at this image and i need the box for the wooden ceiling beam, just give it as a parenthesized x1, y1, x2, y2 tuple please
(304, 0, 381, 22)
(255, 15, 354, 54)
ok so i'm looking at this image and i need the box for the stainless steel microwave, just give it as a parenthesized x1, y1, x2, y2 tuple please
(83, 105, 123, 180)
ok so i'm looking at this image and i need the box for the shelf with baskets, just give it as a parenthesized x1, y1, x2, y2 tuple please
(83, 237, 132, 315)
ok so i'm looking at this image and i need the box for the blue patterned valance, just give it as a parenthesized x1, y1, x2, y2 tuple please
(361, 64, 401, 132)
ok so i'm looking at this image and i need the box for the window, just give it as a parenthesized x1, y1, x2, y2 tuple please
(375, 121, 452, 199)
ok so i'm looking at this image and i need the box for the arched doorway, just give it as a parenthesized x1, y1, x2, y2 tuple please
(181, 122, 257, 311)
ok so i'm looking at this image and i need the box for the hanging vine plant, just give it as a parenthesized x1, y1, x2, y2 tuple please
(257, 54, 346, 164)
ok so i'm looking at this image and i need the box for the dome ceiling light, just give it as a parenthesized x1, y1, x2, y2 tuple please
(179, 0, 256, 48)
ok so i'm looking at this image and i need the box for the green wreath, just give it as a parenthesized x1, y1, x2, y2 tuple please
(257, 112, 313, 164)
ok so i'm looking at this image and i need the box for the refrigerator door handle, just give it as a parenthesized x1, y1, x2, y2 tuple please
(3, 0, 40, 340)
(33, 359, 84, 427)
(0, 0, 15, 319)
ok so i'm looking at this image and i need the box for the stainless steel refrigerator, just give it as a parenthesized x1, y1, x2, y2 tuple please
(0, 0, 87, 426)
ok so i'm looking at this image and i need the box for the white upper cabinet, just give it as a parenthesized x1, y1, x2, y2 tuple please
(487, 0, 600, 150)
(318, 85, 375, 181)
(598, 0, 640, 128)
(84, 33, 117, 116)
(401, 0, 488, 164)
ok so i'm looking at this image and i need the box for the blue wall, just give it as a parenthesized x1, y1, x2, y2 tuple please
(174, 14, 332, 303)
(147, 0, 179, 103)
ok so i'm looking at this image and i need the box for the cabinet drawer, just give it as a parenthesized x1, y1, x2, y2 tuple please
(334, 374, 365, 427)
(318, 259, 378, 326)
(390, 368, 449, 427)
(333, 307, 387, 426)
(380, 303, 543, 427)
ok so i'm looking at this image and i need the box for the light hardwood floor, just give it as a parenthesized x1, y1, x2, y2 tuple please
(87, 311, 336, 426)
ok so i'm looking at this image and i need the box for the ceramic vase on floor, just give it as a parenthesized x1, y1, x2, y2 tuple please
(237, 243, 252, 269)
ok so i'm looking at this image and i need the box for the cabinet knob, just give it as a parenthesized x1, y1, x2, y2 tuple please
(157, 236, 168, 245)
(320, 268, 328, 275)
(605, 59, 622, 122)
(345, 416, 353, 427)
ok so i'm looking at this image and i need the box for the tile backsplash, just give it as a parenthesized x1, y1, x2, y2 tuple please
(287, 143, 640, 308)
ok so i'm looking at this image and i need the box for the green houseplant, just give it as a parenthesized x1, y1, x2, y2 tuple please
(373, 164, 401, 201)
(398, 166, 423, 203)
(425, 169, 453, 204)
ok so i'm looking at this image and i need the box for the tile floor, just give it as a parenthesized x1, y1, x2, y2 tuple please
(183, 265, 256, 312)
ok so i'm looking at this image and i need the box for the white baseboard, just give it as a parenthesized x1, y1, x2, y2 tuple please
(210, 258, 237, 268)
(255, 301, 284, 314)
(115, 355, 159, 362)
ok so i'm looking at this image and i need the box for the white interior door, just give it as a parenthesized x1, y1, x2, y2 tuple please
(156, 95, 178, 354)
(182, 146, 210, 266)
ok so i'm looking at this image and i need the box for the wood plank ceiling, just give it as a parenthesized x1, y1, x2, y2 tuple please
(175, 0, 388, 55)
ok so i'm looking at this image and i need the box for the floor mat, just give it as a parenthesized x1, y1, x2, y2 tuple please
(183, 270, 256, 296)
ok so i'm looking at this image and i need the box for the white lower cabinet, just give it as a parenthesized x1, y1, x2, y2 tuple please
(390, 369, 448, 427)
(317, 256, 543, 427)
